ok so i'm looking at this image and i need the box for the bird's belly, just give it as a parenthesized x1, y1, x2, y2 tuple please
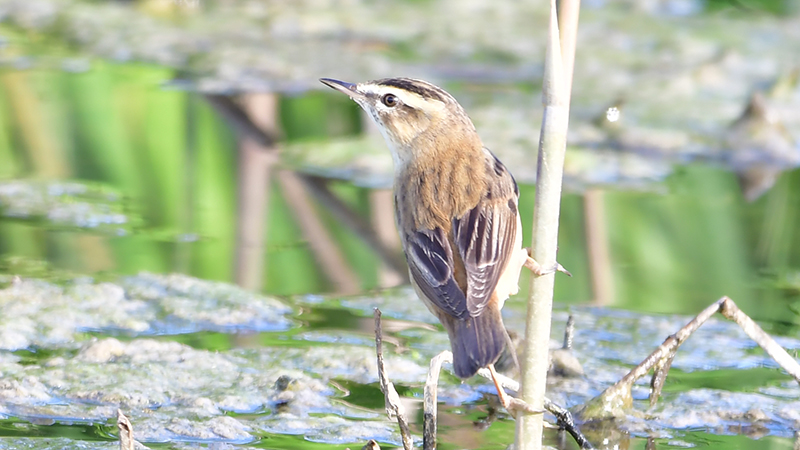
(493, 213, 526, 310)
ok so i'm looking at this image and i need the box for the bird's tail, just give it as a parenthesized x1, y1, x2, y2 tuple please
(448, 308, 506, 379)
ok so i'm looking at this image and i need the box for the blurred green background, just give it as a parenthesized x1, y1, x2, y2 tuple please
(0, 59, 798, 322)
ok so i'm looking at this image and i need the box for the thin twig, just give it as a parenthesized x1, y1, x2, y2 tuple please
(424, 351, 452, 450)
(374, 309, 414, 450)
(563, 314, 575, 350)
(543, 400, 595, 449)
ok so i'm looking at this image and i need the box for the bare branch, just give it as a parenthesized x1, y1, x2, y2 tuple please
(117, 409, 135, 450)
(587, 296, 800, 419)
(424, 351, 452, 450)
(543, 400, 594, 449)
(601, 296, 724, 407)
(374, 309, 414, 450)
(718, 297, 800, 381)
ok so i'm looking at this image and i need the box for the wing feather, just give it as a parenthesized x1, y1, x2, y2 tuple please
(453, 197, 517, 316)
(407, 228, 469, 319)
(405, 148, 519, 321)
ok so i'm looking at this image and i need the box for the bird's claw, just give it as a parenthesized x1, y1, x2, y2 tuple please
(524, 250, 572, 277)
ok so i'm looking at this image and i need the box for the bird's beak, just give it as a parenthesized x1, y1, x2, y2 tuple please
(320, 78, 365, 100)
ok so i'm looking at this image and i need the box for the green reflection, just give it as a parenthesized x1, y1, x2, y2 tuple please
(664, 367, 791, 393)
(0, 418, 113, 442)
(0, 55, 799, 450)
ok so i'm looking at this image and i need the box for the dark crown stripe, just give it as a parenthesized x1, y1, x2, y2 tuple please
(375, 78, 448, 102)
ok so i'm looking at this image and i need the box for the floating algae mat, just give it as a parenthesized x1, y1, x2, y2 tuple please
(0, 274, 799, 448)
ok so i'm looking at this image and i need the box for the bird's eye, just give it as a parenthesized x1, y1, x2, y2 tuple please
(381, 94, 398, 107)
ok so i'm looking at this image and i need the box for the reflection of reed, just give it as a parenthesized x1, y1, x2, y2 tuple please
(303, 177, 406, 284)
(234, 93, 279, 291)
(209, 92, 362, 293)
(362, 111, 405, 287)
(208, 93, 407, 293)
(370, 189, 405, 287)
(2, 71, 119, 274)
(584, 188, 614, 305)
(277, 169, 360, 294)
(1, 72, 68, 178)
(78, 234, 115, 272)
(757, 176, 793, 269)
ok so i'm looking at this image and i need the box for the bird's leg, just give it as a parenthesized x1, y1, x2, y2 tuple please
(480, 365, 545, 416)
(488, 364, 514, 411)
(524, 248, 572, 277)
(502, 330, 521, 375)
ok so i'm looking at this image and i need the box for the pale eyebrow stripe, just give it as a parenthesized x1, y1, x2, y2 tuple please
(375, 78, 447, 103)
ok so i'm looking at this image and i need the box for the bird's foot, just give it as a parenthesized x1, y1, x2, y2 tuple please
(488, 364, 514, 411)
(523, 249, 572, 277)
(487, 364, 544, 416)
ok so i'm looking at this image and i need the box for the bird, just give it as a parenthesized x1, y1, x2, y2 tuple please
(320, 77, 566, 407)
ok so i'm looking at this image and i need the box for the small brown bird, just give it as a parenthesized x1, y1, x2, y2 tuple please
(320, 77, 561, 405)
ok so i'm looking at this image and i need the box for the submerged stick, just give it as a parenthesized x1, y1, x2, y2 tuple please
(543, 399, 594, 449)
(374, 309, 414, 450)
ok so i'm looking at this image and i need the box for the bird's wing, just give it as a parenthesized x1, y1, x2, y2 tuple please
(407, 150, 519, 319)
(407, 227, 470, 320)
(452, 190, 518, 317)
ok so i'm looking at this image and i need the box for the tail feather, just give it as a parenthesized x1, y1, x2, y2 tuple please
(447, 307, 506, 379)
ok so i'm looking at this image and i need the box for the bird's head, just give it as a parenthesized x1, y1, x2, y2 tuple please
(320, 77, 480, 168)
